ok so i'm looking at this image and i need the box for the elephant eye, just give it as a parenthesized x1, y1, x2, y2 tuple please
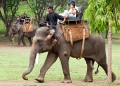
(37, 39, 43, 43)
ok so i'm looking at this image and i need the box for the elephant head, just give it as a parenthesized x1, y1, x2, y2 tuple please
(22, 26, 54, 80)
(9, 24, 22, 42)
(35, 27, 54, 51)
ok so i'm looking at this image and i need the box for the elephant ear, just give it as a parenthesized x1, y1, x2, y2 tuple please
(44, 27, 50, 36)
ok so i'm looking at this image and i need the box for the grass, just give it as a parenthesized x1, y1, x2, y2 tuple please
(0, 20, 6, 34)
(0, 35, 120, 86)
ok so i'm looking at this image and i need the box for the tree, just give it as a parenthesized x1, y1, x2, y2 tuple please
(0, 0, 21, 36)
(76, 0, 88, 9)
(0, 0, 3, 8)
(84, 0, 120, 83)
(27, 0, 67, 25)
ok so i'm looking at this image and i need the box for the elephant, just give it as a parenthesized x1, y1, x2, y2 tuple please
(22, 24, 116, 83)
(9, 23, 39, 46)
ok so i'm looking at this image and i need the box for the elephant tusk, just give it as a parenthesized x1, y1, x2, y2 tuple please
(35, 53, 39, 65)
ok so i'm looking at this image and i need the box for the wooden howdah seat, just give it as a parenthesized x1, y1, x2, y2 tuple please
(22, 18, 33, 33)
(61, 6, 89, 44)
(67, 6, 84, 24)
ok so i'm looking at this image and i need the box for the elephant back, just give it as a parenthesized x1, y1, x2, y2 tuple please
(22, 23, 33, 33)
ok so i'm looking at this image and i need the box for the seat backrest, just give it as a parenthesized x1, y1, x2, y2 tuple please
(76, 6, 84, 20)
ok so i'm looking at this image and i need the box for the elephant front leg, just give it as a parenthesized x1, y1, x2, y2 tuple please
(18, 35, 22, 46)
(35, 51, 58, 83)
(84, 58, 93, 82)
(28, 37, 32, 46)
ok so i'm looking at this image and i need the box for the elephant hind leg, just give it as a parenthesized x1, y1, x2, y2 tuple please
(84, 58, 94, 82)
(96, 56, 116, 82)
(22, 36, 26, 46)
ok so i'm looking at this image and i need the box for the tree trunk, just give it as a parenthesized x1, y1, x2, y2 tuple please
(0, 0, 2, 8)
(107, 21, 112, 83)
(105, 29, 108, 38)
(66, 0, 70, 10)
(5, 24, 11, 36)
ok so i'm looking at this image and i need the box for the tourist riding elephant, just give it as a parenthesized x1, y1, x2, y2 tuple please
(22, 24, 116, 83)
(9, 24, 39, 46)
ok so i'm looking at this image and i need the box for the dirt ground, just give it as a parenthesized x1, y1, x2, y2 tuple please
(0, 41, 120, 86)
(0, 80, 108, 86)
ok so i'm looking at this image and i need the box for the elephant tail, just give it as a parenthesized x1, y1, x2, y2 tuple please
(95, 65, 99, 74)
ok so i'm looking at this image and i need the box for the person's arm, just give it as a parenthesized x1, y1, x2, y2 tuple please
(55, 13, 64, 20)
(70, 8, 77, 15)
(45, 14, 49, 22)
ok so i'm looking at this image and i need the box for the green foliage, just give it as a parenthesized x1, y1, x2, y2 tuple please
(84, 0, 120, 33)
(76, 0, 88, 9)
(0, 20, 5, 34)
(16, 1, 34, 17)
(27, 0, 67, 24)
(0, 1, 34, 34)
(0, 0, 21, 21)
(0, 0, 21, 36)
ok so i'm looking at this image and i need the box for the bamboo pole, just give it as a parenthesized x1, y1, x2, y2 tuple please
(107, 21, 112, 83)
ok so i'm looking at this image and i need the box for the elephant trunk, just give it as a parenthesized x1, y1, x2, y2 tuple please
(22, 47, 38, 80)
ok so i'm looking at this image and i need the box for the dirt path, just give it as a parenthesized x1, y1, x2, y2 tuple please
(0, 80, 107, 86)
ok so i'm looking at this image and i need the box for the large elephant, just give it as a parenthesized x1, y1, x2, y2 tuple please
(22, 24, 116, 83)
(9, 24, 38, 46)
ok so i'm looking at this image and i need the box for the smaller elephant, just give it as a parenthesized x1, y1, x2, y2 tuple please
(9, 23, 38, 46)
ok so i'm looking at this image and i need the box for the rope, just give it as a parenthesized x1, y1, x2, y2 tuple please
(79, 22, 87, 59)
(28, 23, 32, 32)
(79, 28, 86, 59)
(69, 30, 73, 45)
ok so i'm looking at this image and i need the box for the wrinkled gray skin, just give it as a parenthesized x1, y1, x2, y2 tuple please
(9, 24, 38, 46)
(22, 24, 116, 83)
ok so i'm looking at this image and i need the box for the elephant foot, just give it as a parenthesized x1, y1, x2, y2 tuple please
(35, 77, 44, 83)
(17, 44, 21, 46)
(83, 76, 93, 82)
(112, 73, 116, 82)
(61, 80, 72, 83)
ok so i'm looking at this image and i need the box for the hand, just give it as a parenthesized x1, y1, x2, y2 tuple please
(44, 35, 52, 41)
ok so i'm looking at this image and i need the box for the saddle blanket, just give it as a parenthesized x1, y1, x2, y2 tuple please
(23, 23, 33, 32)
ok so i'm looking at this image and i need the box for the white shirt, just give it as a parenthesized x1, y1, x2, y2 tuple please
(69, 6, 78, 17)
